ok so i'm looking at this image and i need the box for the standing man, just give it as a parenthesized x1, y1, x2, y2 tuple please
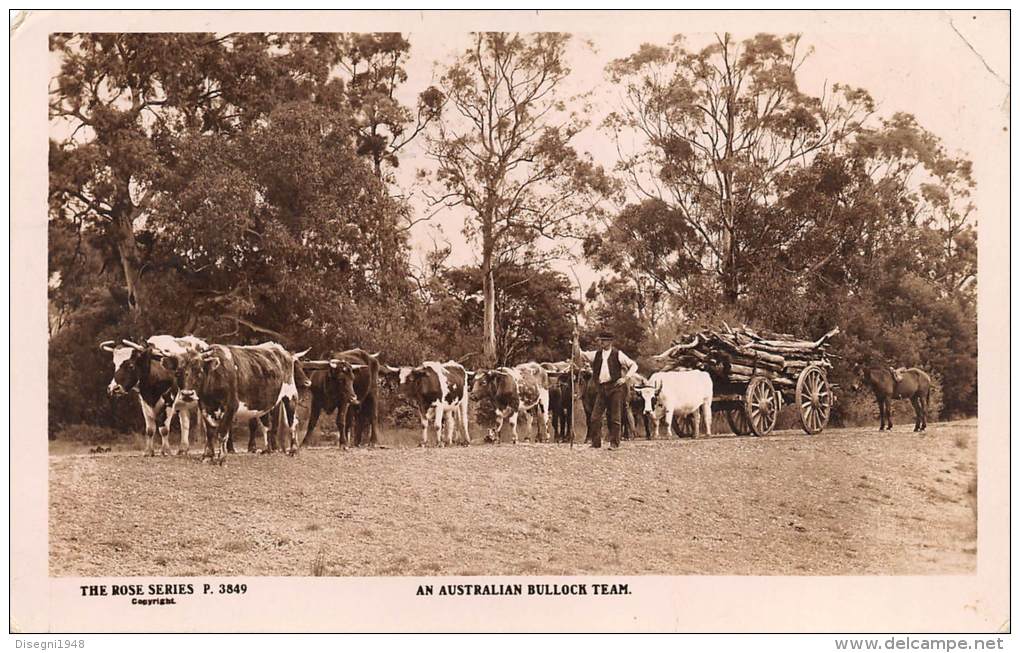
(581, 331, 639, 449)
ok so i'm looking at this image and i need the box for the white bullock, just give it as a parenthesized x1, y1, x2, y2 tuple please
(635, 370, 714, 438)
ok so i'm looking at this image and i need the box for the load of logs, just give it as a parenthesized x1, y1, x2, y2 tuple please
(653, 324, 840, 390)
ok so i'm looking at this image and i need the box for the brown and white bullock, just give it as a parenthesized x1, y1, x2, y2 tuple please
(159, 342, 308, 462)
(470, 362, 550, 444)
(634, 370, 714, 438)
(100, 335, 208, 456)
(384, 361, 470, 447)
(300, 351, 377, 448)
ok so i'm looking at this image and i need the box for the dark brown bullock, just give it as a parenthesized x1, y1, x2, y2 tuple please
(470, 363, 550, 444)
(100, 335, 208, 456)
(326, 349, 381, 447)
(857, 365, 931, 432)
(624, 374, 653, 440)
(385, 361, 470, 446)
(540, 362, 574, 444)
(299, 355, 364, 448)
(161, 342, 307, 462)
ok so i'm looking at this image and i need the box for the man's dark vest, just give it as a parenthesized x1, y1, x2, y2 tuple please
(592, 348, 622, 382)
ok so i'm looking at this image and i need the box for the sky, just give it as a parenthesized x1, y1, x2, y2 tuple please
(382, 10, 1009, 295)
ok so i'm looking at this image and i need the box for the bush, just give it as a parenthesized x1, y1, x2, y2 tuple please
(51, 423, 128, 445)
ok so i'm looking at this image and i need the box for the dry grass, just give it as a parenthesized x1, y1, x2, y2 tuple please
(49, 420, 977, 577)
(310, 547, 328, 576)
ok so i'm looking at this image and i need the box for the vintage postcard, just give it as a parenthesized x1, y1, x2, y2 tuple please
(11, 9, 1009, 633)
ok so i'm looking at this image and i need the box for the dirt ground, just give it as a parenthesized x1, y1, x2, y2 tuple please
(49, 419, 977, 577)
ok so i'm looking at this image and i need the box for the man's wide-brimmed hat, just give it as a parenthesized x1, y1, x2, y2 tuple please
(597, 331, 615, 340)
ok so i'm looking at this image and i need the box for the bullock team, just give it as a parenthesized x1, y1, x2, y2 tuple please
(100, 331, 717, 462)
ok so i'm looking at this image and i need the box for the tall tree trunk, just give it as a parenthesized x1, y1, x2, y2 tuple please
(481, 252, 497, 367)
(112, 213, 145, 313)
(722, 228, 739, 304)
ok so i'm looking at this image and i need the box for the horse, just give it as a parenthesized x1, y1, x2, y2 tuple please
(856, 365, 931, 432)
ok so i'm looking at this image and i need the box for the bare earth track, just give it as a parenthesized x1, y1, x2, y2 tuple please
(49, 420, 977, 577)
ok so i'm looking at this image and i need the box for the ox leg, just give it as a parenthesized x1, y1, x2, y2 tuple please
(886, 399, 894, 431)
(344, 410, 356, 448)
(623, 404, 636, 441)
(177, 407, 192, 456)
(910, 397, 921, 432)
(368, 396, 380, 447)
(140, 398, 159, 457)
(157, 404, 173, 456)
(303, 399, 322, 449)
(664, 408, 676, 439)
(434, 402, 446, 447)
(443, 407, 456, 447)
(539, 390, 550, 443)
(460, 400, 471, 445)
(281, 397, 299, 455)
(218, 408, 238, 461)
(702, 400, 713, 437)
(521, 410, 533, 443)
(510, 411, 521, 445)
(247, 419, 259, 453)
(248, 417, 267, 453)
(419, 405, 432, 447)
(351, 409, 362, 448)
(201, 410, 218, 462)
(488, 409, 505, 444)
(335, 404, 350, 449)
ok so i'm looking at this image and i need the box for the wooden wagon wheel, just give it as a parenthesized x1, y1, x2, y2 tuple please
(796, 365, 832, 434)
(744, 376, 779, 437)
(725, 407, 752, 436)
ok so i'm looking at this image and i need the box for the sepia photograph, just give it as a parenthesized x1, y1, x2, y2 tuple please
(11, 8, 1009, 633)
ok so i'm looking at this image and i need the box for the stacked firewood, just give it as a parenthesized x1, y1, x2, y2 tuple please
(653, 324, 840, 389)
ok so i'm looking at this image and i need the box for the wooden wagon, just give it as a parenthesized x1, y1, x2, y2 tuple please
(657, 326, 839, 437)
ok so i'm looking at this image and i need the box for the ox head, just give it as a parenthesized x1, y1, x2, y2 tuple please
(160, 348, 219, 405)
(380, 364, 413, 388)
(634, 381, 660, 415)
(99, 339, 149, 396)
(303, 358, 364, 406)
(469, 369, 503, 401)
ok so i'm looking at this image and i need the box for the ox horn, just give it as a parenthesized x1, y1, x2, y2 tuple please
(99, 340, 116, 352)
(349, 364, 367, 370)
(293, 348, 311, 360)
(300, 360, 333, 371)
(381, 364, 402, 374)
(122, 339, 145, 350)
(369, 352, 381, 359)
